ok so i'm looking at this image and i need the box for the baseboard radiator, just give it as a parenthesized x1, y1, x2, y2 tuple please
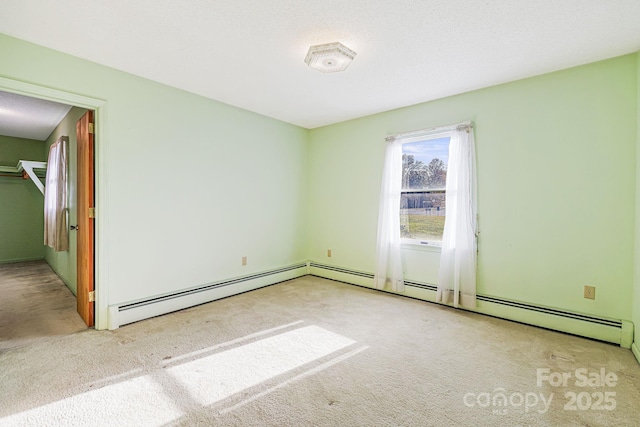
(109, 263, 308, 329)
(309, 262, 633, 347)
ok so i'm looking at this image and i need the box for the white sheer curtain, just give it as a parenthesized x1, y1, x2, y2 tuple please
(373, 137, 405, 292)
(436, 124, 477, 308)
(44, 136, 69, 252)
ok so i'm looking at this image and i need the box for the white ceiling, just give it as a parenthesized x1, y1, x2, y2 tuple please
(0, 91, 72, 141)
(0, 1, 639, 129)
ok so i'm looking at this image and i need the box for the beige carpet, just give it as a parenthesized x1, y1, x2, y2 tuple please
(0, 260, 87, 351)
(0, 274, 639, 426)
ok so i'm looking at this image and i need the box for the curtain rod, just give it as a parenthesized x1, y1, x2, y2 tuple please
(386, 120, 472, 142)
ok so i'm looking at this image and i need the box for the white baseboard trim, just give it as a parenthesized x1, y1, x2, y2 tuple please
(309, 262, 630, 346)
(620, 320, 634, 349)
(110, 263, 307, 329)
(632, 342, 640, 366)
(98, 259, 639, 353)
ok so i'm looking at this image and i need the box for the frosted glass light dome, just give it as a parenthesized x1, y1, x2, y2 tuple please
(304, 42, 357, 73)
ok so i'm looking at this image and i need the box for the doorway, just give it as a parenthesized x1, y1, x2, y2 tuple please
(0, 82, 103, 343)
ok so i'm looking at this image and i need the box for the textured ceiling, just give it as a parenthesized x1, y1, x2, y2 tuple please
(0, 91, 72, 141)
(0, 1, 639, 129)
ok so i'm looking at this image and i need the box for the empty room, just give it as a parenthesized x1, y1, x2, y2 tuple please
(1, 1, 639, 426)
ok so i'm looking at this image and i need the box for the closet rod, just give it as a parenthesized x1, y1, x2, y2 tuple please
(0, 172, 42, 179)
(0, 160, 48, 194)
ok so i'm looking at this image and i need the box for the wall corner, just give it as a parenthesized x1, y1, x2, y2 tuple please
(632, 51, 640, 357)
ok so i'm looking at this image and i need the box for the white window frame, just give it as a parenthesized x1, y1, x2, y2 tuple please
(400, 188, 446, 247)
(396, 127, 455, 248)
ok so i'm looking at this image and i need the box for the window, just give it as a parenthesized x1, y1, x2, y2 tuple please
(400, 135, 451, 245)
(376, 121, 476, 301)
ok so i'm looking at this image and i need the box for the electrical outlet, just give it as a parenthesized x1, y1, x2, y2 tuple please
(242, 256, 247, 266)
(584, 285, 595, 300)
(327, 249, 332, 258)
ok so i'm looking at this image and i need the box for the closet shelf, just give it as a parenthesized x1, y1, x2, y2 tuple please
(0, 160, 47, 195)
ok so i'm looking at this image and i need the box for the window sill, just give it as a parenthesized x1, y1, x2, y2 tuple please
(401, 240, 442, 253)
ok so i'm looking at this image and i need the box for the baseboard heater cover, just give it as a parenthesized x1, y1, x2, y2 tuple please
(632, 342, 640, 365)
(309, 262, 628, 345)
(475, 294, 621, 328)
(110, 263, 307, 329)
(309, 262, 374, 278)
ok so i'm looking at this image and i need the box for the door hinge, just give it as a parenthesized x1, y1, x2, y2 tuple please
(88, 291, 95, 302)
(88, 207, 96, 218)
(88, 123, 94, 134)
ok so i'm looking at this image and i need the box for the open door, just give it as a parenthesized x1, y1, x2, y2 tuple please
(76, 111, 95, 327)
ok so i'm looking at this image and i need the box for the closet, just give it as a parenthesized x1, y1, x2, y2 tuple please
(0, 90, 94, 349)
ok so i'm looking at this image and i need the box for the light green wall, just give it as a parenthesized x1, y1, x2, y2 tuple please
(0, 135, 46, 262)
(309, 54, 637, 322)
(0, 33, 309, 306)
(0, 135, 46, 165)
(44, 107, 87, 294)
(634, 52, 640, 357)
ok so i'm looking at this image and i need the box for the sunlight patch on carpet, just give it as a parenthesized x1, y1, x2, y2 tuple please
(166, 325, 356, 406)
(162, 320, 305, 366)
(0, 325, 356, 426)
(219, 344, 369, 414)
(0, 375, 182, 426)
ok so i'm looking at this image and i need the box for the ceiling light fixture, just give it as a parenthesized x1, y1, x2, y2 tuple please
(304, 42, 357, 73)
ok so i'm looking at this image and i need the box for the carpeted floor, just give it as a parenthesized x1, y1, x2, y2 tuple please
(0, 260, 87, 351)
(0, 273, 639, 426)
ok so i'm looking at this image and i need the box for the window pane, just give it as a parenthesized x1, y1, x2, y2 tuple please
(401, 137, 449, 190)
(400, 192, 446, 242)
(400, 135, 449, 242)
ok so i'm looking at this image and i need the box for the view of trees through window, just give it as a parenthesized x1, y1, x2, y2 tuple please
(400, 136, 450, 243)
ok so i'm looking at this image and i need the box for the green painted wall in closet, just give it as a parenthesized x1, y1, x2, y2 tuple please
(0, 135, 46, 262)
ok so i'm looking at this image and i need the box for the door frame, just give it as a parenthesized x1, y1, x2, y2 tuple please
(0, 76, 109, 330)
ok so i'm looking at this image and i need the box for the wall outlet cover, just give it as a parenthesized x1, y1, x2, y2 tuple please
(583, 285, 595, 300)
